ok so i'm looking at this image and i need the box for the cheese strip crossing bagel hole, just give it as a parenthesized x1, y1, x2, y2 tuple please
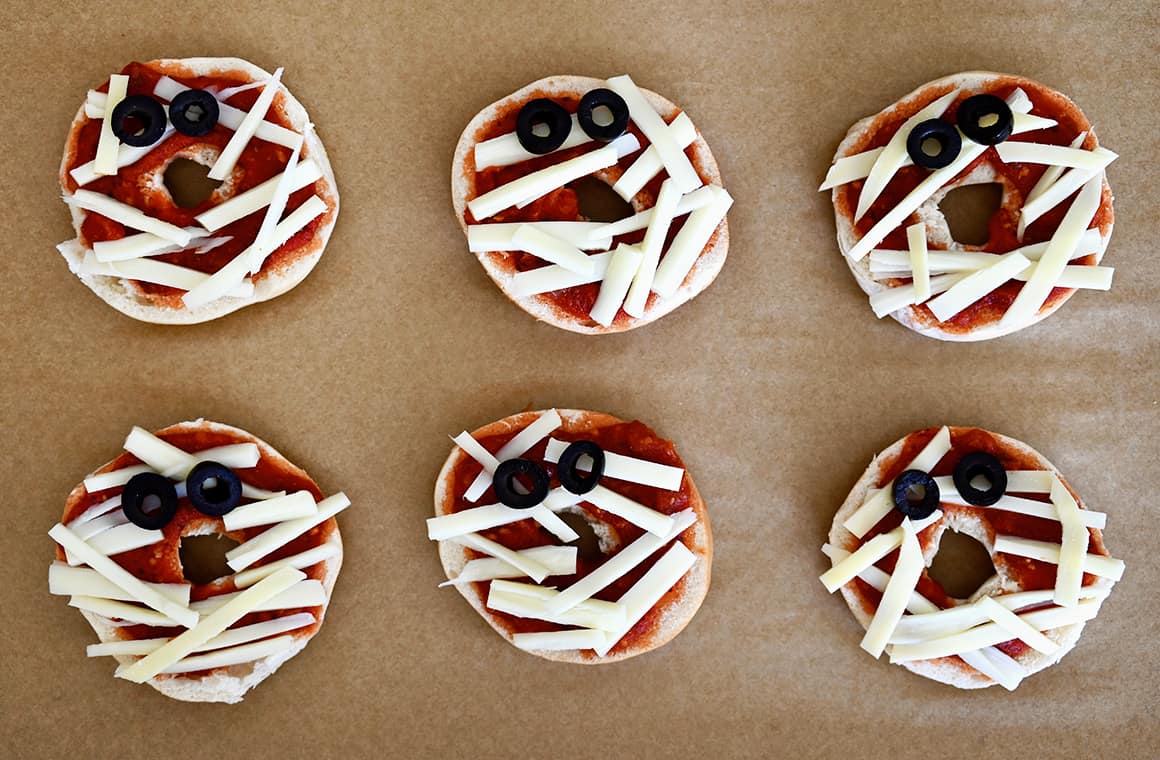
(440, 546, 578, 587)
(612, 112, 697, 200)
(195, 158, 322, 232)
(153, 76, 302, 149)
(87, 612, 316, 657)
(583, 483, 675, 536)
(588, 185, 717, 240)
(225, 492, 350, 571)
(513, 133, 640, 210)
(543, 438, 684, 490)
(463, 409, 562, 502)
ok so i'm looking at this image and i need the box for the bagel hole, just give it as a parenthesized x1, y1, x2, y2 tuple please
(164, 158, 222, 209)
(938, 183, 1003, 246)
(928, 530, 996, 599)
(571, 176, 633, 222)
(557, 511, 604, 562)
(179, 534, 241, 585)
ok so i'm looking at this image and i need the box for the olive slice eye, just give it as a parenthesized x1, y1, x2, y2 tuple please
(892, 469, 941, 520)
(556, 440, 605, 495)
(169, 89, 220, 137)
(577, 88, 629, 142)
(492, 458, 550, 509)
(952, 451, 1007, 506)
(956, 94, 1014, 146)
(111, 94, 168, 148)
(905, 119, 962, 170)
(186, 461, 242, 517)
(515, 98, 572, 155)
(121, 472, 179, 529)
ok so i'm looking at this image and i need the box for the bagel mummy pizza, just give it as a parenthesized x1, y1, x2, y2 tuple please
(819, 72, 1116, 340)
(451, 75, 733, 334)
(48, 421, 350, 703)
(429, 409, 712, 661)
(820, 426, 1124, 689)
(58, 58, 339, 324)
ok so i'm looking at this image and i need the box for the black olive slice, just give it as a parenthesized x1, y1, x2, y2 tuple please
(892, 469, 941, 520)
(186, 461, 242, 517)
(577, 88, 630, 142)
(515, 98, 572, 155)
(956, 94, 1014, 146)
(557, 440, 606, 495)
(121, 472, 179, 530)
(492, 458, 550, 509)
(169, 89, 220, 137)
(111, 94, 168, 147)
(906, 119, 962, 170)
(952, 451, 1007, 506)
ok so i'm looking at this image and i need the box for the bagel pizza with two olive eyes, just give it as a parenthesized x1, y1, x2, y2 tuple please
(820, 72, 1115, 340)
(58, 58, 339, 324)
(820, 426, 1124, 690)
(429, 409, 712, 661)
(452, 75, 732, 333)
(48, 420, 350, 703)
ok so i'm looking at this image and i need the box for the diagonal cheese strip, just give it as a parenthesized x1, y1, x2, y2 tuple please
(124, 427, 260, 478)
(67, 190, 193, 246)
(222, 490, 318, 531)
(605, 75, 701, 193)
(93, 75, 128, 176)
(1018, 149, 1115, 238)
(996, 142, 1112, 171)
(514, 133, 640, 209)
(511, 224, 596, 275)
(83, 465, 152, 493)
(623, 178, 682, 317)
(860, 518, 924, 657)
(513, 629, 608, 652)
(208, 67, 283, 180)
(468, 141, 623, 221)
(842, 427, 951, 538)
(70, 127, 177, 187)
(426, 503, 579, 543)
(651, 186, 733, 297)
(486, 581, 627, 632)
(589, 244, 643, 326)
(50, 563, 190, 605)
(156, 635, 298, 674)
(71, 510, 129, 541)
(926, 251, 1032, 322)
(78, 523, 163, 561)
(612, 112, 697, 200)
(70, 495, 123, 528)
(589, 185, 716, 240)
(87, 612, 316, 657)
(1000, 175, 1103, 330)
(153, 76, 303, 150)
(69, 596, 181, 627)
(231, 544, 340, 589)
(821, 511, 943, 592)
(463, 409, 563, 502)
(474, 114, 593, 169)
(511, 253, 613, 297)
(248, 137, 302, 275)
(1026, 132, 1087, 205)
(225, 492, 350, 571)
(906, 222, 930, 302)
(440, 546, 578, 587)
(870, 273, 968, 318)
(993, 535, 1124, 581)
(977, 597, 1060, 655)
(49, 523, 199, 628)
(1051, 476, 1088, 607)
(583, 484, 675, 536)
(468, 222, 612, 253)
(594, 541, 697, 656)
(932, 476, 1106, 528)
(116, 567, 305, 683)
(189, 579, 325, 615)
(543, 438, 684, 491)
(856, 90, 959, 221)
(80, 252, 254, 298)
(451, 430, 500, 474)
(452, 533, 550, 583)
(196, 158, 322, 232)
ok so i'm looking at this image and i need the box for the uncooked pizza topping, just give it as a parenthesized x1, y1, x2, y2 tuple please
(905, 118, 961, 169)
(891, 469, 940, 519)
(186, 461, 242, 516)
(952, 451, 1007, 506)
(577, 88, 629, 141)
(121, 471, 178, 529)
(169, 88, 220, 137)
(516, 98, 572, 154)
(956, 94, 1014, 145)
(111, 94, 167, 147)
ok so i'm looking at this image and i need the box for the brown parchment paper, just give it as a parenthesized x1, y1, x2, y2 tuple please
(1, 1, 1157, 758)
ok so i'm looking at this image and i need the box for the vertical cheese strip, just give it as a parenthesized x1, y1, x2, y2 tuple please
(1018, 149, 1114, 238)
(511, 252, 612, 297)
(612, 112, 697, 200)
(650, 187, 733, 298)
(594, 541, 697, 656)
(589, 185, 716, 240)
(605, 74, 701, 193)
(995, 142, 1111, 171)
(88, 612, 316, 657)
(486, 582, 626, 631)
(993, 536, 1124, 580)
(1026, 132, 1087, 205)
(977, 597, 1060, 655)
(926, 251, 1032, 322)
(49, 563, 190, 605)
(584, 484, 675, 536)
(48, 523, 199, 628)
(454, 533, 550, 583)
(474, 114, 592, 168)
(464, 409, 563, 502)
(907, 223, 931, 302)
(67, 190, 193, 246)
(225, 492, 350, 571)
(1000, 176, 1103, 330)
(426, 503, 578, 543)
(842, 426, 950, 538)
(589, 244, 643, 326)
(157, 635, 298, 674)
(513, 629, 608, 652)
(467, 222, 611, 253)
(467, 142, 622, 221)
(623, 178, 681, 317)
(116, 567, 305, 683)
(248, 138, 302, 275)
(231, 544, 340, 589)
(80, 253, 253, 298)
(860, 519, 924, 657)
(69, 596, 181, 627)
(869, 272, 968, 318)
(195, 158, 322, 232)
(222, 491, 318, 531)
(543, 438, 684, 491)
(153, 76, 302, 149)
(440, 546, 578, 587)
(84, 465, 152, 493)
(820, 511, 941, 592)
(1052, 477, 1088, 607)
(93, 74, 129, 176)
(208, 68, 283, 181)
(510, 225, 596, 276)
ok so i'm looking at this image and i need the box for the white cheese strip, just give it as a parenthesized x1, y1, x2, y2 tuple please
(860, 519, 924, 657)
(440, 546, 578, 587)
(247, 137, 302, 275)
(869, 273, 968, 318)
(487, 581, 627, 632)
(933, 477, 1106, 528)
(869, 230, 1103, 273)
(623, 178, 682, 316)
(451, 430, 500, 474)
(80, 252, 253, 298)
(49, 523, 199, 628)
(50, 563, 190, 605)
(589, 244, 643, 326)
(977, 597, 1060, 655)
(821, 511, 942, 592)
(594, 541, 697, 656)
(156, 635, 298, 674)
(69, 596, 180, 627)
(70, 126, 177, 187)
(1018, 148, 1115, 238)
(1014, 263, 1113, 290)
(996, 142, 1112, 171)
(162, 443, 261, 478)
(612, 112, 697, 200)
(241, 484, 286, 500)
(511, 252, 612, 297)
(124, 427, 259, 478)
(889, 599, 1101, 663)
(222, 490, 318, 531)
(890, 587, 1106, 643)
(515, 133, 640, 208)
(66, 190, 193, 246)
(1026, 132, 1087, 205)
(544, 509, 697, 614)
(843, 427, 950, 538)
(182, 194, 327, 308)
(1052, 477, 1088, 607)
(542, 485, 587, 512)
(92, 227, 209, 262)
(195, 158, 322, 232)
(589, 185, 716, 240)
(583, 484, 675, 537)
(87, 612, 316, 657)
(1005, 471, 1055, 493)
(510, 224, 596, 275)
(909, 425, 952, 474)
(906, 222, 931, 302)
(80, 523, 164, 560)
(1001, 175, 1103, 330)
(71, 509, 129, 541)
(225, 492, 350, 571)
(993, 535, 1124, 581)
(651, 186, 733, 297)
(189, 579, 325, 615)
(543, 438, 684, 491)
(117, 567, 305, 683)
(467, 141, 623, 221)
(856, 90, 959, 221)
(85, 89, 107, 115)
(69, 495, 122, 526)
(474, 114, 593, 169)
(153, 76, 302, 150)
(605, 75, 701, 193)
(208, 68, 283, 181)
(452, 533, 550, 583)
(463, 409, 563, 502)
(427, 503, 578, 543)
(512, 629, 608, 652)
(468, 222, 611, 253)
(926, 251, 1032, 322)
(84, 465, 152, 493)
(93, 75, 128, 176)
(212, 80, 266, 101)
(232, 544, 340, 589)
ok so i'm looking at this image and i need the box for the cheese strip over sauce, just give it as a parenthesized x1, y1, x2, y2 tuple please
(463, 409, 562, 502)
(543, 438, 684, 491)
(842, 426, 951, 538)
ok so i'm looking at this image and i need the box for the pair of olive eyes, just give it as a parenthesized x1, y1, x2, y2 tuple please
(515, 88, 631, 155)
(905, 94, 1016, 171)
(110, 89, 221, 147)
(491, 440, 606, 509)
(893, 451, 1008, 520)
(121, 462, 242, 530)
